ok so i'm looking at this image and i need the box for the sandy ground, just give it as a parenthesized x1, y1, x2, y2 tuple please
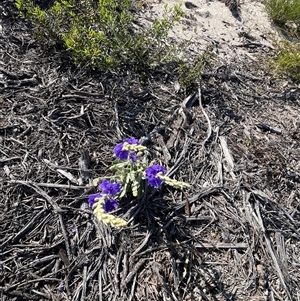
(141, 0, 279, 63)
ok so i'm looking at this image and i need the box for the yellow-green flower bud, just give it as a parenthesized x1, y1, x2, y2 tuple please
(93, 197, 127, 228)
(122, 142, 147, 153)
(160, 175, 191, 189)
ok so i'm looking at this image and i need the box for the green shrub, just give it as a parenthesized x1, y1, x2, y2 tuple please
(276, 41, 300, 82)
(15, 0, 185, 71)
(177, 44, 214, 89)
(264, 0, 300, 82)
(264, 0, 300, 29)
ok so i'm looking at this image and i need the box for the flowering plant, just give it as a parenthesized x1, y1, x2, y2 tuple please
(88, 137, 190, 227)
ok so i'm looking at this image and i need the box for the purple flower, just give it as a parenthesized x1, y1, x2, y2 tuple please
(103, 199, 118, 213)
(88, 192, 103, 208)
(124, 137, 139, 144)
(129, 152, 138, 162)
(59, 281, 65, 292)
(145, 164, 166, 188)
(98, 179, 121, 196)
(70, 225, 77, 234)
(114, 137, 139, 162)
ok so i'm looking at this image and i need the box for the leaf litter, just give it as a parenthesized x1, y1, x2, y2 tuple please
(0, 0, 300, 300)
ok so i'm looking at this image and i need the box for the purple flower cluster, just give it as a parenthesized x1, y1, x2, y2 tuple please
(88, 179, 120, 213)
(114, 137, 139, 162)
(145, 164, 166, 188)
(88, 138, 169, 216)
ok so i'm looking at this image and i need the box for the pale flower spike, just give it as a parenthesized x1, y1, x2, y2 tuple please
(122, 142, 147, 153)
(159, 175, 191, 189)
(93, 197, 127, 227)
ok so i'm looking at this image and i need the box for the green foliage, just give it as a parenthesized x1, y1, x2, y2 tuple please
(276, 41, 300, 82)
(93, 144, 149, 199)
(109, 159, 146, 199)
(177, 44, 214, 89)
(264, 0, 300, 29)
(15, 0, 185, 71)
(264, 0, 300, 82)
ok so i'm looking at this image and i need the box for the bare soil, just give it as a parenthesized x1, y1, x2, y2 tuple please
(1, 0, 300, 300)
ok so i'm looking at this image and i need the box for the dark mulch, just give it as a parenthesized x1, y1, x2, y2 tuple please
(1, 1, 300, 300)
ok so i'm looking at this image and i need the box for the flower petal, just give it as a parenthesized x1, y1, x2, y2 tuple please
(99, 179, 121, 196)
(103, 199, 118, 213)
(114, 138, 139, 161)
(124, 137, 139, 145)
(88, 192, 102, 208)
(114, 142, 129, 160)
(145, 165, 166, 187)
